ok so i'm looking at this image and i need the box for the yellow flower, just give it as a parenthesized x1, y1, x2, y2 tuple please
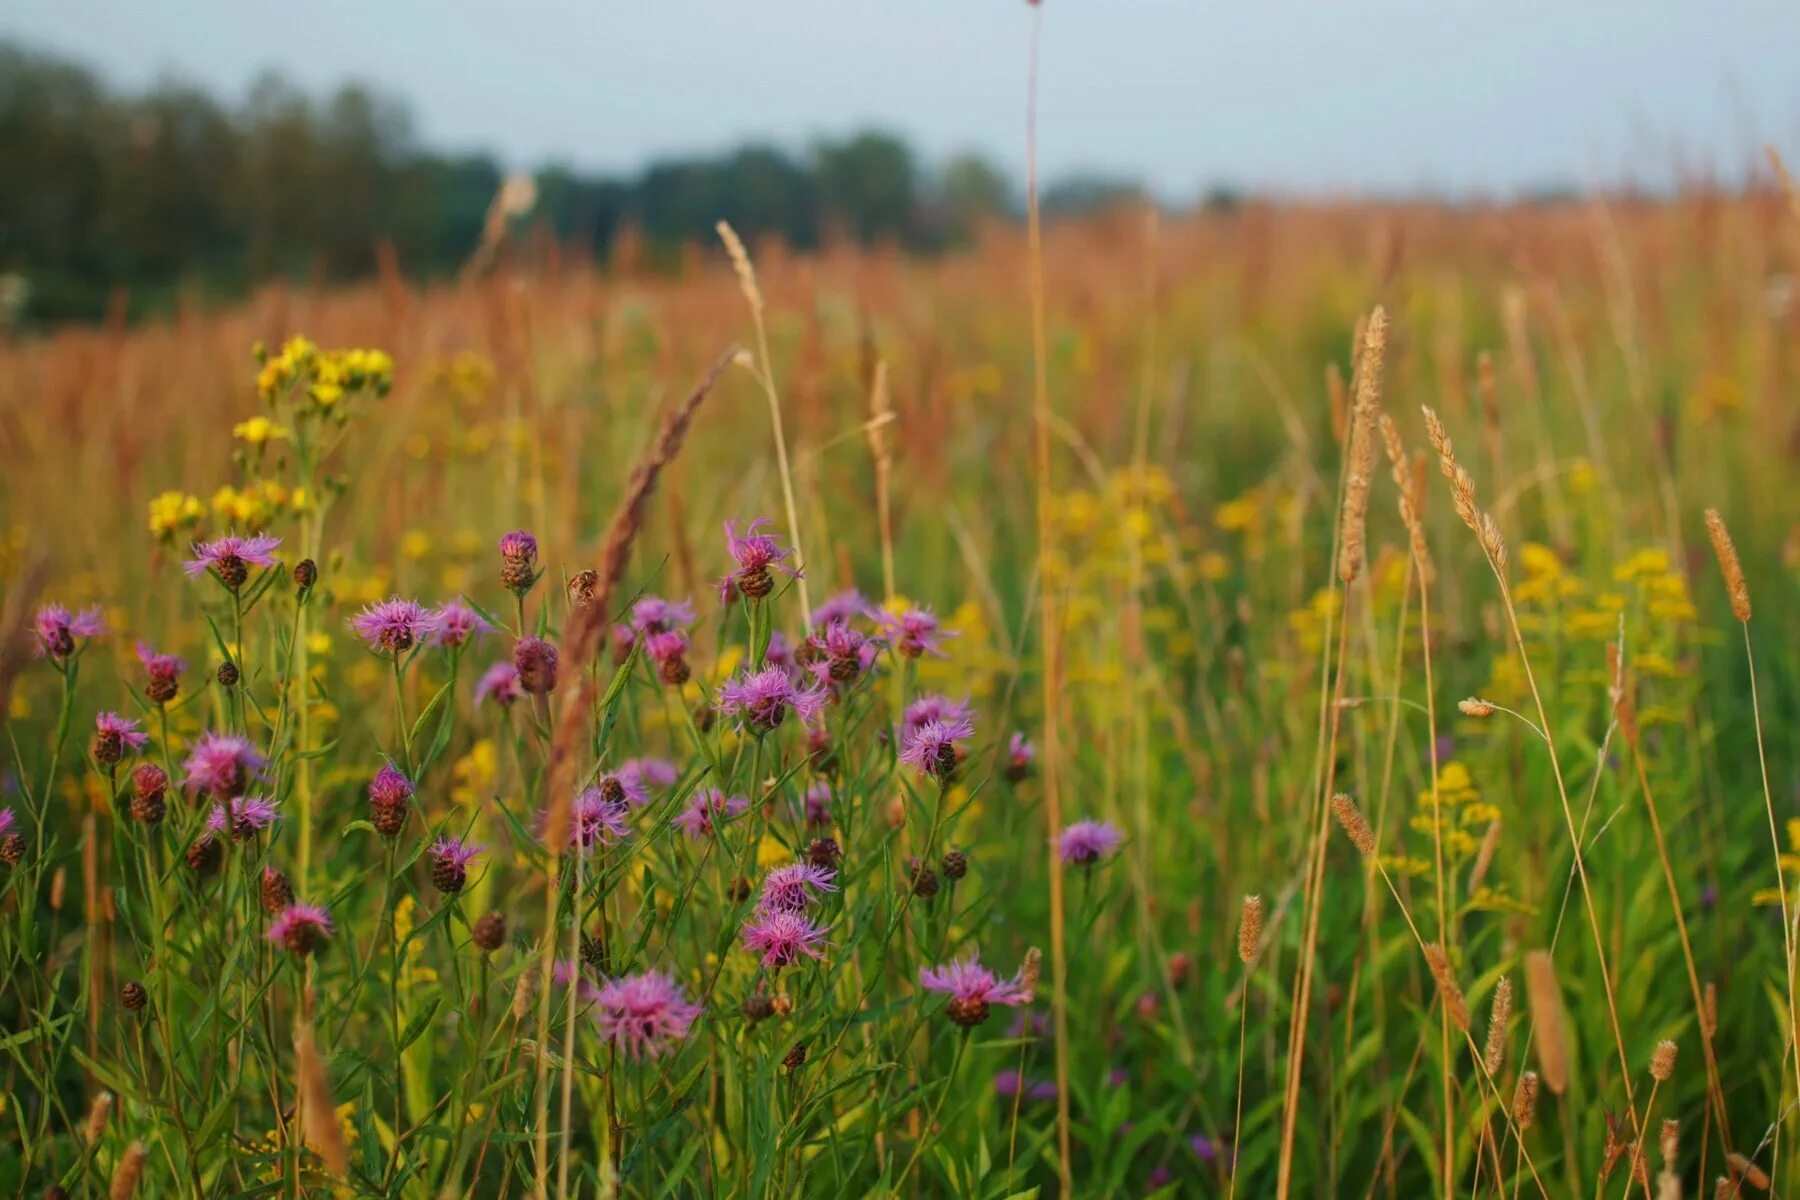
(233, 416, 291, 447)
(148, 490, 206, 538)
(452, 740, 498, 806)
(401, 530, 433, 562)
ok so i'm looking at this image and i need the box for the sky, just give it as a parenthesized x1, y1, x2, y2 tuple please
(6, 0, 1800, 199)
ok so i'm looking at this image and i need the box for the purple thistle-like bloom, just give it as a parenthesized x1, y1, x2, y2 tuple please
(619, 757, 679, 798)
(94, 711, 149, 751)
(430, 836, 483, 870)
(33, 605, 105, 659)
(758, 862, 837, 914)
(1189, 1134, 1220, 1163)
(994, 1071, 1059, 1103)
(514, 636, 559, 695)
(899, 716, 975, 781)
(182, 732, 268, 798)
(475, 661, 523, 707)
(350, 597, 440, 655)
(920, 951, 1033, 1019)
(643, 628, 688, 668)
(673, 787, 749, 839)
(267, 904, 334, 956)
(810, 588, 873, 629)
(432, 600, 491, 649)
(630, 596, 696, 634)
(0, 808, 15, 837)
(184, 534, 282, 587)
(718, 517, 801, 602)
(741, 909, 829, 968)
(806, 620, 879, 689)
(881, 607, 955, 659)
(1058, 819, 1124, 866)
(568, 788, 632, 850)
(593, 970, 704, 1060)
(206, 795, 281, 841)
(765, 631, 795, 670)
(717, 666, 827, 734)
(368, 762, 414, 807)
(903, 693, 974, 736)
(136, 641, 186, 702)
(1009, 732, 1036, 768)
(801, 781, 832, 827)
(595, 769, 651, 811)
(498, 530, 538, 563)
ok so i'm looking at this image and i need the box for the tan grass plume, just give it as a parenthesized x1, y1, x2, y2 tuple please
(1423, 943, 1470, 1033)
(1329, 793, 1376, 857)
(1337, 307, 1388, 584)
(1483, 975, 1512, 1075)
(108, 1141, 147, 1200)
(295, 1019, 350, 1177)
(1524, 949, 1570, 1094)
(1239, 894, 1264, 964)
(1704, 508, 1751, 623)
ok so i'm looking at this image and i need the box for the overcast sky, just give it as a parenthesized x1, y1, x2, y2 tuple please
(7, 1, 1799, 198)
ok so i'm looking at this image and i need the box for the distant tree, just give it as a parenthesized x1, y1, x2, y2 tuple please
(814, 131, 919, 243)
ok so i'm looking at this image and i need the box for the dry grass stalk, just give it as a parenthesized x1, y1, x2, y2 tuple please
(1659, 1120, 1682, 1200)
(1523, 950, 1570, 1094)
(1727, 1151, 1770, 1190)
(1770, 145, 1800, 222)
(85, 1090, 113, 1144)
(1239, 895, 1264, 965)
(1651, 1039, 1678, 1082)
(1329, 793, 1376, 856)
(108, 1141, 147, 1200)
(866, 359, 898, 601)
(1512, 1070, 1540, 1129)
(1704, 508, 1751, 623)
(1467, 819, 1501, 896)
(1018, 947, 1043, 1003)
(1483, 976, 1511, 1075)
(295, 1019, 350, 1176)
(1458, 697, 1494, 717)
(1336, 307, 1387, 584)
(1377, 412, 1433, 583)
(1422, 944, 1470, 1032)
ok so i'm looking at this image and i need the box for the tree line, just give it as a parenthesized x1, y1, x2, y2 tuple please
(0, 40, 1157, 325)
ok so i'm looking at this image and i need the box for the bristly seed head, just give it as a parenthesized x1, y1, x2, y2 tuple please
(1238, 894, 1264, 965)
(1650, 1039, 1677, 1082)
(1329, 793, 1376, 856)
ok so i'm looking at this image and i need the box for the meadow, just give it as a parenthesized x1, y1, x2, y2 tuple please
(1, 183, 1799, 1198)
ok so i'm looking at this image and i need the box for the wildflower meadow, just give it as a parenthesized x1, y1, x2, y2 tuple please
(6, 84, 1800, 1200)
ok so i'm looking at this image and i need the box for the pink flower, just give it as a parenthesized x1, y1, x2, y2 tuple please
(475, 661, 523, 706)
(629, 596, 696, 634)
(33, 605, 105, 659)
(800, 781, 833, 827)
(718, 517, 801, 602)
(206, 795, 280, 841)
(567, 788, 632, 850)
(1057, 819, 1124, 866)
(182, 732, 268, 798)
(619, 757, 679, 799)
(806, 620, 878, 689)
(514, 637, 559, 694)
(593, 970, 703, 1059)
(899, 716, 975, 781)
(185, 534, 282, 587)
(368, 762, 414, 807)
(428, 836, 484, 893)
(881, 607, 955, 658)
(920, 951, 1033, 1027)
(717, 666, 827, 734)
(758, 863, 837, 914)
(810, 589, 873, 629)
(92, 711, 149, 764)
(903, 694, 974, 736)
(672, 788, 748, 839)
(350, 598, 440, 655)
(267, 904, 333, 956)
(740, 909, 829, 968)
(136, 642, 185, 702)
(432, 600, 492, 648)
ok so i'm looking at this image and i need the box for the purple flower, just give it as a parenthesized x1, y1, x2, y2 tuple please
(758, 862, 837, 914)
(567, 788, 632, 850)
(1189, 1134, 1220, 1163)
(593, 970, 703, 1060)
(33, 605, 105, 659)
(673, 787, 749, 839)
(811, 589, 873, 629)
(1008, 732, 1035, 768)
(740, 909, 829, 968)
(432, 600, 492, 649)
(206, 795, 280, 842)
(594, 769, 651, 811)
(1058, 819, 1124, 866)
(475, 661, 523, 707)
(0, 808, 15, 838)
(881, 607, 955, 659)
(801, 781, 832, 827)
(554, 959, 601, 1005)
(368, 762, 414, 807)
(919, 952, 1032, 1007)
(718, 517, 800, 602)
(514, 637, 559, 695)
(619, 757, 679, 798)
(899, 716, 975, 781)
(182, 732, 268, 798)
(350, 597, 440, 655)
(185, 534, 282, 588)
(630, 596, 696, 634)
(91, 711, 149, 765)
(764, 631, 795, 670)
(994, 1071, 1058, 1103)
(903, 693, 974, 736)
(609, 623, 637, 663)
(644, 630, 690, 680)
(268, 904, 333, 956)
(498, 529, 537, 562)
(428, 836, 484, 893)
(806, 620, 879, 689)
(136, 642, 186, 702)
(717, 666, 827, 734)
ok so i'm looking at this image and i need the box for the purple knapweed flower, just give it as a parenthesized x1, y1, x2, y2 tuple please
(0, 808, 15, 838)
(1058, 819, 1124, 866)
(740, 909, 829, 968)
(919, 951, 1032, 1026)
(514, 636, 559, 695)
(567, 788, 632, 850)
(268, 903, 333, 956)
(182, 732, 268, 798)
(619, 757, 679, 798)
(475, 661, 523, 707)
(206, 795, 280, 842)
(903, 693, 974, 736)
(428, 836, 484, 893)
(673, 787, 749, 839)
(368, 762, 414, 807)
(810, 588, 872, 629)
(994, 1071, 1059, 1103)
(1189, 1134, 1220, 1163)
(806, 620, 878, 689)
(717, 666, 827, 734)
(643, 629, 691, 684)
(350, 597, 440, 655)
(629, 596, 696, 635)
(185, 534, 282, 589)
(91, 711, 149, 766)
(33, 605, 105, 659)
(718, 517, 800, 602)
(1005, 732, 1035, 782)
(498, 530, 538, 563)
(880, 607, 955, 659)
(764, 630, 795, 670)
(432, 600, 492, 649)
(758, 862, 837, 914)
(801, 781, 832, 827)
(136, 642, 186, 703)
(593, 970, 703, 1060)
(899, 716, 975, 781)
(594, 769, 651, 811)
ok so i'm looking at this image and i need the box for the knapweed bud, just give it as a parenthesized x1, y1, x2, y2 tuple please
(782, 1041, 807, 1073)
(0, 832, 25, 868)
(580, 930, 607, 971)
(428, 837, 482, 894)
(293, 558, 318, 595)
(185, 835, 222, 876)
(942, 849, 969, 881)
(742, 991, 775, 1023)
(806, 837, 841, 870)
(1167, 952, 1192, 987)
(368, 762, 412, 839)
(260, 865, 293, 914)
(130, 763, 168, 825)
(217, 660, 240, 688)
(515, 636, 559, 695)
(120, 981, 148, 1013)
(472, 911, 506, 953)
(908, 859, 940, 900)
(499, 530, 539, 595)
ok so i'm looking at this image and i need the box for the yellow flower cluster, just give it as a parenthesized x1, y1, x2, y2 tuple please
(257, 336, 393, 410)
(210, 480, 303, 530)
(1406, 760, 1488, 859)
(148, 490, 206, 539)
